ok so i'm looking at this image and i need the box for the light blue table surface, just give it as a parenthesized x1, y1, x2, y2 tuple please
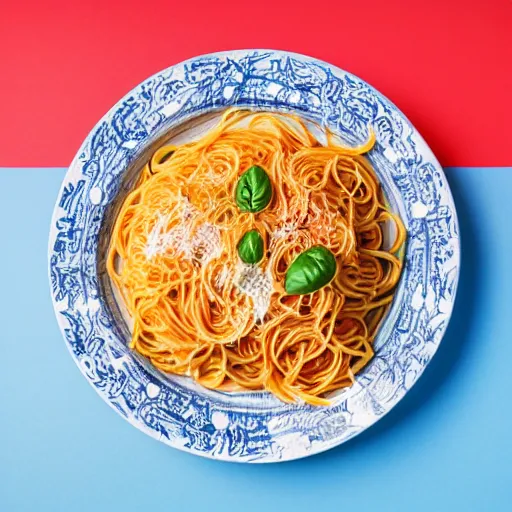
(1, 167, 511, 511)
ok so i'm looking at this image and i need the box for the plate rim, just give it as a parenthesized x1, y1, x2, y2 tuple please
(48, 49, 461, 462)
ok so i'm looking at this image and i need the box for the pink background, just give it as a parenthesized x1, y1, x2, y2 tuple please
(0, 0, 510, 167)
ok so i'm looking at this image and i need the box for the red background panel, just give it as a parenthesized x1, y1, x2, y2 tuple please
(0, 0, 510, 167)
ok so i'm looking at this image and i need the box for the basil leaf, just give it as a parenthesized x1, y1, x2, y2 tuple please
(285, 246, 337, 295)
(238, 230, 264, 264)
(235, 165, 273, 213)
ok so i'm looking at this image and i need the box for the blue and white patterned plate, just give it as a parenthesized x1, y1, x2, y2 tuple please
(49, 50, 460, 462)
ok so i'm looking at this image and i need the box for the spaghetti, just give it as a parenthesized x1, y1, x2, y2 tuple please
(107, 109, 406, 406)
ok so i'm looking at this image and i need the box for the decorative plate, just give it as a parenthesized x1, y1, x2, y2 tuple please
(49, 50, 460, 462)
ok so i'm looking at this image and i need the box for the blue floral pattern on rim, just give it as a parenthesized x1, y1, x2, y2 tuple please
(48, 50, 460, 462)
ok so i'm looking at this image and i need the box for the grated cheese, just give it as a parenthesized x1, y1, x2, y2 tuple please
(236, 263, 273, 323)
(144, 197, 221, 264)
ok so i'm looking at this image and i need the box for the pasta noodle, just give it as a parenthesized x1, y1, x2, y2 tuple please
(107, 109, 406, 406)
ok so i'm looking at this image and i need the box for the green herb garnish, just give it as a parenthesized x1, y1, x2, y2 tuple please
(285, 246, 337, 295)
(238, 230, 264, 264)
(235, 165, 272, 213)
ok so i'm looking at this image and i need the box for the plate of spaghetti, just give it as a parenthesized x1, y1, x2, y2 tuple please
(49, 50, 460, 462)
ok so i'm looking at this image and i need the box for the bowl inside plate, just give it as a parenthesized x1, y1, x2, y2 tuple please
(97, 108, 406, 408)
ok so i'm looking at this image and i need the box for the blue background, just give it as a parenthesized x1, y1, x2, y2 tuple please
(1, 167, 511, 511)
